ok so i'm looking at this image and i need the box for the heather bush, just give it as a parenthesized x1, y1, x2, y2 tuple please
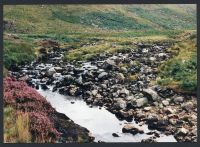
(29, 112, 61, 143)
(4, 77, 61, 143)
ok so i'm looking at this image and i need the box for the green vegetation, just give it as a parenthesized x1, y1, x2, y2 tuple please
(3, 5, 197, 93)
(3, 5, 196, 67)
(157, 32, 197, 93)
(3, 36, 36, 69)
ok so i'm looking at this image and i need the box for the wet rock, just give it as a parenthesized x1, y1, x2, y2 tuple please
(146, 114, 159, 129)
(98, 72, 108, 79)
(47, 67, 56, 77)
(41, 84, 49, 90)
(75, 76, 83, 85)
(35, 84, 39, 90)
(52, 86, 57, 92)
(116, 110, 133, 121)
(122, 124, 144, 135)
(54, 67, 63, 73)
(141, 137, 157, 143)
(112, 133, 120, 137)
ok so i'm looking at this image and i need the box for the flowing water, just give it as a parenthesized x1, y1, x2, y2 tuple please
(37, 87, 176, 142)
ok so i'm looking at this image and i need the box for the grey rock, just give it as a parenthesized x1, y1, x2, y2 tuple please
(143, 88, 159, 101)
(182, 102, 194, 111)
(136, 97, 148, 107)
(118, 88, 129, 98)
(47, 67, 56, 76)
(116, 73, 125, 82)
(122, 124, 144, 135)
(173, 96, 184, 104)
(162, 100, 169, 106)
(114, 99, 127, 110)
(98, 72, 108, 79)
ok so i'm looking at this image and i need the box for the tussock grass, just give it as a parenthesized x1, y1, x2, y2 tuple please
(4, 107, 31, 143)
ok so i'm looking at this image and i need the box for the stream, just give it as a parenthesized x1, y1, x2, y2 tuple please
(11, 43, 182, 142)
(37, 86, 176, 142)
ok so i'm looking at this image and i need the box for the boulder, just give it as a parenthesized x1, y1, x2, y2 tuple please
(181, 102, 194, 111)
(112, 133, 120, 137)
(173, 96, 184, 104)
(41, 84, 49, 90)
(135, 98, 148, 107)
(102, 59, 116, 70)
(122, 124, 144, 135)
(176, 127, 189, 136)
(120, 67, 128, 73)
(118, 88, 129, 98)
(143, 88, 159, 101)
(114, 99, 127, 110)
(162, 100, 169, 106)
(116, 73, 125, 82)
(98, 72, 108, 79)
(47, 67, 56, 77)
(91, 89, 98, 96)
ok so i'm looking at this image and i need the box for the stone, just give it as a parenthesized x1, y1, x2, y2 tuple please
(91, 90, 98, 96)
(165, 108, 176, 114)
(176, 127, 189, 136)
(98, 72, 108, 79)
(144, 107, 152, 111)
(102, 59, 116, 70)
(120, 67, 128, 73)
(173, 96, 184, 104)
(149, 57, 156, 61)
(143, 88, 159, 101)
(54, 67, 63, 73)
(135, 98, 148, 107)
(118, 88, 129, 98)
(112, 133, 120, 137)
(114, 99, 127, 110)
(47, 67, 56, 77)
(116, 73, 125, 82)
(181, 102, 194, 111)
(122, 124, 144, 135)
(41, 84, 49, 90)
(142, 48, 148, 53)
(162, 100, 169, 106)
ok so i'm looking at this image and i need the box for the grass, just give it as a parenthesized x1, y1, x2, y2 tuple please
(64, 34, 176, 61)
(4, 107, 31, 143)
(3, 36, 36, 69)
(157, 31, 197, 93)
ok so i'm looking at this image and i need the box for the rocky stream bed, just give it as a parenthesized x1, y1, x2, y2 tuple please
(10, 42, 197, 142)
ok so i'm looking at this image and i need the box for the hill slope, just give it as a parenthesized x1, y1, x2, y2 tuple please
(4, 4, 196, 35)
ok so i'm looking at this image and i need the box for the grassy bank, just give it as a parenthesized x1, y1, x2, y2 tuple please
(157, 32, 197, 93)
